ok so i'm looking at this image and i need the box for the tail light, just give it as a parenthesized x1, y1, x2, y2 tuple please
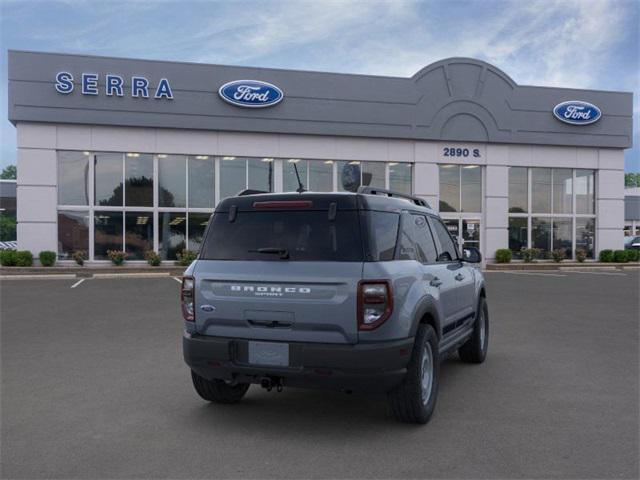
(181, 276, 195, 322)
(358, 280, 393, 330)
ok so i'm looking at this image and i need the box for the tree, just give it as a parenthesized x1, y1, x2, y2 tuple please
(625, 172, 640, 188)
(0, 165, 16, 180)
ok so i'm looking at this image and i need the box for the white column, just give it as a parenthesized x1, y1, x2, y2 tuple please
(484, 165, 509, 261)
(414, 141, 438, 209)
(596, 149, 625, 253)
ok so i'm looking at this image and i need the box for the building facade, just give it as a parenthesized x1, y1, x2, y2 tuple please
(625, 187, 640, 236)
(7, 51, 633, 262)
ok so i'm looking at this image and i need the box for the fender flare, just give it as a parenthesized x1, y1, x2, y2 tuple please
(409, 296, 442, 339)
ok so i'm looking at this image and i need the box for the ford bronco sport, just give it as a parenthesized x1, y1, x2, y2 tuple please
(182, 187, 488, 424)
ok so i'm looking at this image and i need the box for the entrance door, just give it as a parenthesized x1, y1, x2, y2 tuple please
(441, 218, 481, 254)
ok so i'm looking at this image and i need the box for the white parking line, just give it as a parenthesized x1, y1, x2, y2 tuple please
(494, 271, 567, 277)
(0, 274, 76, 280)
(567, 270, 627, 276)
(173, 276, 182, 283)
(70, 278, 86, 288)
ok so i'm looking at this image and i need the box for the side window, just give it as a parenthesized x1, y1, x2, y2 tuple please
(412, 214, 438, 263)
(397, 214, 419, 261)
(367, 211, 400, 261)
(430, 217, 459, 262)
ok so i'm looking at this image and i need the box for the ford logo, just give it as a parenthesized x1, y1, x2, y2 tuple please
(553, 101, 601, 125)
(218, 80, 283, 108)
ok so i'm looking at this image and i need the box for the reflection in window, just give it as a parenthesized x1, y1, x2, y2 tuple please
(575, 170, 595, 214)
(362, 162, 385, 188)
(461, 165, 482, 213)
(158, 155, 186, 207)
(94, 211, 123, 259)
(188, 212, 211, 252)
(552, 217, 572, 257)
(439, 165, 459, 212)
(58, 151, 90, 205)
(552, 169, 572, 214)
(159, 212, 186, 260)
(95, 153, 123, 206)
(531, 217, 551, 256)
(309, 160, 333, 192)
(576, 218, 595, 258)
(338, 161, 361, 192)
(125, 153, 153, 207)
(219, 157, 246, 199)
(531, 168, 551, 213)
(508, 167, 528, 213)
(248, 158, 273, 192)
(508, 217, 527, 258)
(283, 160, 308, 192)
(188, 156, 215, 208)
(125, 212, 153, 260)
(58, 211, 89, 259)
(389, 163, 412, 194)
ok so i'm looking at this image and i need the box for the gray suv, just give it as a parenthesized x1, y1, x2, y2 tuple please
(182, 187, 488, 424)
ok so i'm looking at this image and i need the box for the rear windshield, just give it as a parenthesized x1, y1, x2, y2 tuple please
(200, 210, 364, 261)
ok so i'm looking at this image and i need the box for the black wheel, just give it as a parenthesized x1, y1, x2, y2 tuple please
(387, 324, 440, 424)
(191, 370, 250, 404)
(458, 297, 489, 363)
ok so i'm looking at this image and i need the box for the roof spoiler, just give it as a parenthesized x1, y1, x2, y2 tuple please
(237, 189, 269, 196)
(357, 186, 430, 208)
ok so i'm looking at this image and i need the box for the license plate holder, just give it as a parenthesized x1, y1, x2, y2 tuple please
(248, 341, 289, 367)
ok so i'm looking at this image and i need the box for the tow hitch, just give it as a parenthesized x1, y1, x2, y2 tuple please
(260, 376, 284, 392)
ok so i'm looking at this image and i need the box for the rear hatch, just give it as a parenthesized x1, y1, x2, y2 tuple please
(193, 195, 364, 344)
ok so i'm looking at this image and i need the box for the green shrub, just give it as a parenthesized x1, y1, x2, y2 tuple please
(521, 248, 541, 263)
(495, 249, 512, 263)
(39, 250, 57, 267)
(145, 250, 161, 266)
(599, 249, 614, 262)
(551, 249, 565, 263)
(0, 249, 17, 266)
(626, 249, 639, 262)
(613, 250, 628, 263)
(15, 250, 33, 267)
(575, 249, 587, 263)
(176, 249, 198, 266)
(107, 250, 127, 266)
(72, 250, 87, 266)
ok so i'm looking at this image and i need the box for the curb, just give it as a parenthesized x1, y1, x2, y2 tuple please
(486, 262, 637, 271)
(0, 266, 186, 278)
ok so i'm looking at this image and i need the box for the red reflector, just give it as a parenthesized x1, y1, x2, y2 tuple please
(253, 200, 313, 209)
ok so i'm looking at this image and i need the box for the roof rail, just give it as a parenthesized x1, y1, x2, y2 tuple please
(357, 186, 430, 208)
(237, 189, 268, 196)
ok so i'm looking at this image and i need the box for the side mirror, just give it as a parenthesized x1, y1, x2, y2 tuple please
(462, 247, 482, 263)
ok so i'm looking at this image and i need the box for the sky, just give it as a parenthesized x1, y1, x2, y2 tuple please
(1, 0, 638, 172)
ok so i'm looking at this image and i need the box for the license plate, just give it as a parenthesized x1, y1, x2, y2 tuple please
(248, 341, 289, 367)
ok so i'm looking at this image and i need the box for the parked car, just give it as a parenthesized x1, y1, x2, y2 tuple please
(181, 187, 488, 424)
(624, 236, 640, 249)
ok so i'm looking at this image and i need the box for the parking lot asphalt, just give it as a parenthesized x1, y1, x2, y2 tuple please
(1, 271, 639, 479)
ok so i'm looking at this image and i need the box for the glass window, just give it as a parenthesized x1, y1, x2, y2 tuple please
(188, 212, 211, 252)
(58, 151, 90, 205)
(362, 162, 385, 188)
(57, 211, 89, 259)
(461, 165, 482, 212)
(413, 214, 438, 263)
(309, 160, 333, 192)
(94, 211, 123, 260)
(219, 157, 246, 199)
(575, 170, 595, 214)
(366, 211, 399, 261)
(389, 163, 412, 194)
(125, 153, 153, 207)
(576, 218, 595, 259)
(442, 219, 460, 247)
(397, 216, 419, 261)
(338, 161, 361, 192)
(531, 217, 551, 257)
(430, 218, 459, 262)
(552, 217, 572, 258)
(248, 158, 273, 192)
(508, 217, 527, 258)
(158, 212, 186, 260)
(552, 169, 572, 214)
(188, 156, 215, 208)
(95, 153, 123, 206)
(462, 219, 480, 248)
(508, 167, 528, 213)
(531, 168, 551, 213)
(158, 155, 186, 207)
(283, 160, 307, 192)
(124, 212, 153, 260)
(439, 165, 459, 212)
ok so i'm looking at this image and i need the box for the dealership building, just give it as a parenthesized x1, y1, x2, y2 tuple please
(7, 50, 633, 262)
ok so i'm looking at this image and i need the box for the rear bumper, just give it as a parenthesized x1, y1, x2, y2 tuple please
(183, 333, 414, 393)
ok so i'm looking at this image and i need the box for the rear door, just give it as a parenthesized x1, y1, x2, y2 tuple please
(193, 204, 363, 344)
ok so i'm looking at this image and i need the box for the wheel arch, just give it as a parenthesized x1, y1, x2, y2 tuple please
(410, 298, 442, 339)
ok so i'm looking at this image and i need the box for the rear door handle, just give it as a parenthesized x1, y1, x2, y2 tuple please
(455, 273, 465, 281)
(429, 277, 443, 287)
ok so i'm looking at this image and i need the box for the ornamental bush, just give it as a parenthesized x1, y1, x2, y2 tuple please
(613, 250, 628, 263)
(145, 250, 162, 266)
(599, 249, 614, 262)
(0, 249, 17, 266)
(15, 250, 33, 267)
(575, 249, 588, 263)
(107, 250, 127, 266)
(551, 249, 565, 263)
(626, 249, 639, 262)
(176, 249, 198, 266)
(495, 249, 512, 263)
(72, 250, 87, 266)
(39, 250, 56, 267)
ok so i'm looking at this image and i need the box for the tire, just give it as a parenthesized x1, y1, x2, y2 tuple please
(388, 324, 440, 424)
(191, 370, 250, 404)
(458, 296, 489, 364)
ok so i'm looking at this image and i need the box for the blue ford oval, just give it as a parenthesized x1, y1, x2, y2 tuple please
(218, 80, 284, 108)
(553, 101, 601, 125)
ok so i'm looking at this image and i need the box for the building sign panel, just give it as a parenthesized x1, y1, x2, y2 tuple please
(553, 101, 601, 125)
(218, 80, 283, 108)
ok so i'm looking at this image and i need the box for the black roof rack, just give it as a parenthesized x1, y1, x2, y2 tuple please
(357, 186, 430, 208)
(237, 189, 268, 196)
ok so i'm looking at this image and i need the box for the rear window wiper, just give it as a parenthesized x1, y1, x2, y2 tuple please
(249, 247, 290, 260)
